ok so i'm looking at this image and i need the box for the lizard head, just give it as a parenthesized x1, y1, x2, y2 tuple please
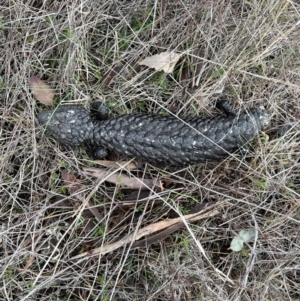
(248, 107, 271, 131)
(38, 105, 94, 147)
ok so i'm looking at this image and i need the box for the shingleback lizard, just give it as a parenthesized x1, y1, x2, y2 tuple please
(37, 101, 270, 165)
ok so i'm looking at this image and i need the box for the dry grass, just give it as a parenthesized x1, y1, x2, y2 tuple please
(1, 0, 300, 300)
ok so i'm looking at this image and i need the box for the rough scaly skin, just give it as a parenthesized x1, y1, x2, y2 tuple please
(37, 104, 270, 165)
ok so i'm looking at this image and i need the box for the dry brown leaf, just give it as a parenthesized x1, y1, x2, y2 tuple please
(30, 74, 55, 106)
(22, 254, 36, 274)
(94, 160, 137, 171)
(139, 51, 183, 73)
(83, 167, 157, 190)
(130, 202, 217, 248)
(121, 189, 161, 203)
(70, 204, 220, 259)
(61, 170, 85, 197)
(130, 223, 185, 248)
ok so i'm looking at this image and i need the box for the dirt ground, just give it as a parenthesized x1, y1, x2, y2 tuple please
(1, 1, 300, 300)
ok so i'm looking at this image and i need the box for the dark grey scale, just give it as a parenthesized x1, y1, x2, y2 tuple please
(108, 129, 117, 138)
(183, 126, 193, 137)
(112, 134, 121, 145)
(126, 145, 137, 157)
(126, 134, 136, 147)
(158, 135, 172, 148)
(133, 132, 145, 144)
(151, 148, 165, 162)
(134, 141, 145, 155)
(113, 121, 121, 131)
(173, 136, 183, 148)
(140, 148, 156, 161)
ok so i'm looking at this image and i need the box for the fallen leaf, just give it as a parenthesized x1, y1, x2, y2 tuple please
(22, 254, 36, 274)
(230, 229, 256, 252)
(130, 202, 217, 248)
(61, 170, 85, 197)
(70, 203, 220, 259)
(83, 167, 158, 190)
(30, 74, 55, 106)
(121, 189, 161, 203)
(130, 223, 186, 248)
(94, 160, 137, 171)
(139, 51, 183, 74)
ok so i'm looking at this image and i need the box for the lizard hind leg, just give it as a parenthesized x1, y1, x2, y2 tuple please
(216, 100, 236, 117)
(90, 102, 109, 120)
(86, 145, 108, 159)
